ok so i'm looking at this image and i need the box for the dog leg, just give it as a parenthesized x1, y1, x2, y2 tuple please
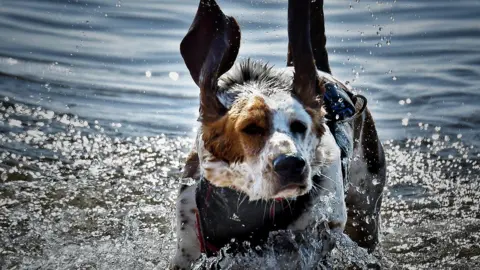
(346, 110, 386, 252)
(346, 160, 385, 252)
(170, 184, 201, 270)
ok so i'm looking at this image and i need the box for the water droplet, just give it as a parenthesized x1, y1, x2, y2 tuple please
(169, 72, 179, 81)
(6, 58, 18, 65)
(8, 119, 22, 127)
(145, 70, 152, 78)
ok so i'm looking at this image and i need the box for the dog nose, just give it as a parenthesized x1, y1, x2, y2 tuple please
(273, 154, 306, 178)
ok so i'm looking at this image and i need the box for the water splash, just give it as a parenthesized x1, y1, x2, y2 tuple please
(0, 100, 478, 269)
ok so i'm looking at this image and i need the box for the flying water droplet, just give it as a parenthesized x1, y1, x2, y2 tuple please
(169, 72, 179, 81)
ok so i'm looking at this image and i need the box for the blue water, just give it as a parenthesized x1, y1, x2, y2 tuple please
(0, 0, 479, 269)
(1, 0, 478, 141)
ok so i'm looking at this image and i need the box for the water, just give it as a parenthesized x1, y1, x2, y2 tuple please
(0, 0, 479, 269)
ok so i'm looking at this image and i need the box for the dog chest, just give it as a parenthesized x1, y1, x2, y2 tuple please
(194, 178, 316, 256)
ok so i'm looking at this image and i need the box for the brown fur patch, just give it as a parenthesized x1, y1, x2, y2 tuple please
(305, 107, 326, 137)
(182, 151, 200, 179)
(202, 96, 272, 164)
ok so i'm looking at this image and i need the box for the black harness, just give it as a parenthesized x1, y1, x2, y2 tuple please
(194, 83, 366, 256)
(195, 175, 324, 255)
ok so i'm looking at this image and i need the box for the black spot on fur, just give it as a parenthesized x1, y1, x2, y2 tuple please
(179, 184, 189, 193)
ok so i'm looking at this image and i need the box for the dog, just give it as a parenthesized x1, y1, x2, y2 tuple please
(170, 0, 386, 269)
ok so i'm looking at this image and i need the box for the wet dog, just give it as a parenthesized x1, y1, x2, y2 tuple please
(171, 0, 386, 269)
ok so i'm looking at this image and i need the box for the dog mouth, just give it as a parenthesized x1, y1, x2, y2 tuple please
(273, 183, 308, 199)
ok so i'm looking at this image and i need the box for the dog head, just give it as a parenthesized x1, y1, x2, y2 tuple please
(181, 0, 335, 200)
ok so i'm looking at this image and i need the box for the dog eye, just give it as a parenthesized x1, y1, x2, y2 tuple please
(242, 124, 265, 136)
(290, 120, 307, 134)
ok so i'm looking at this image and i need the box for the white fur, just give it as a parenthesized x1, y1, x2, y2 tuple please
(289, 125, 347, 231)
(170, 184, 201, 270)
(314, 127, 347, 230)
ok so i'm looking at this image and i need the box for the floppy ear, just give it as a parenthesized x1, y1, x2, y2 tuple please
(309, 0, 331, 74)
(287, 0, 331, 75)
(180, 0, 241, 123)
(287, 0, 324, 109)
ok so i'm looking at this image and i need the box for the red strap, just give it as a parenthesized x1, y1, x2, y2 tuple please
(194, 209, 206, 253)
(194, 207, 219, 254)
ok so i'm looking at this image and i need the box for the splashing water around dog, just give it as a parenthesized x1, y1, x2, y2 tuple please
(1, 0, 479, 269)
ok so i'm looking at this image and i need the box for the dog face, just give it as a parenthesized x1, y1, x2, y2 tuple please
(181, 0, 330, 200)
(197, 62, 329, 200)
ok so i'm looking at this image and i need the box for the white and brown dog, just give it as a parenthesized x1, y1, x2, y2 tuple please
(171, 0, 386, 269)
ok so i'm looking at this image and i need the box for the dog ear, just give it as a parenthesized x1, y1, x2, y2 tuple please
(287, 0, 324, 109)
(309, 0, 331, 74)
(287, 0, 330, 74)
(180, 0, 241, 123)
